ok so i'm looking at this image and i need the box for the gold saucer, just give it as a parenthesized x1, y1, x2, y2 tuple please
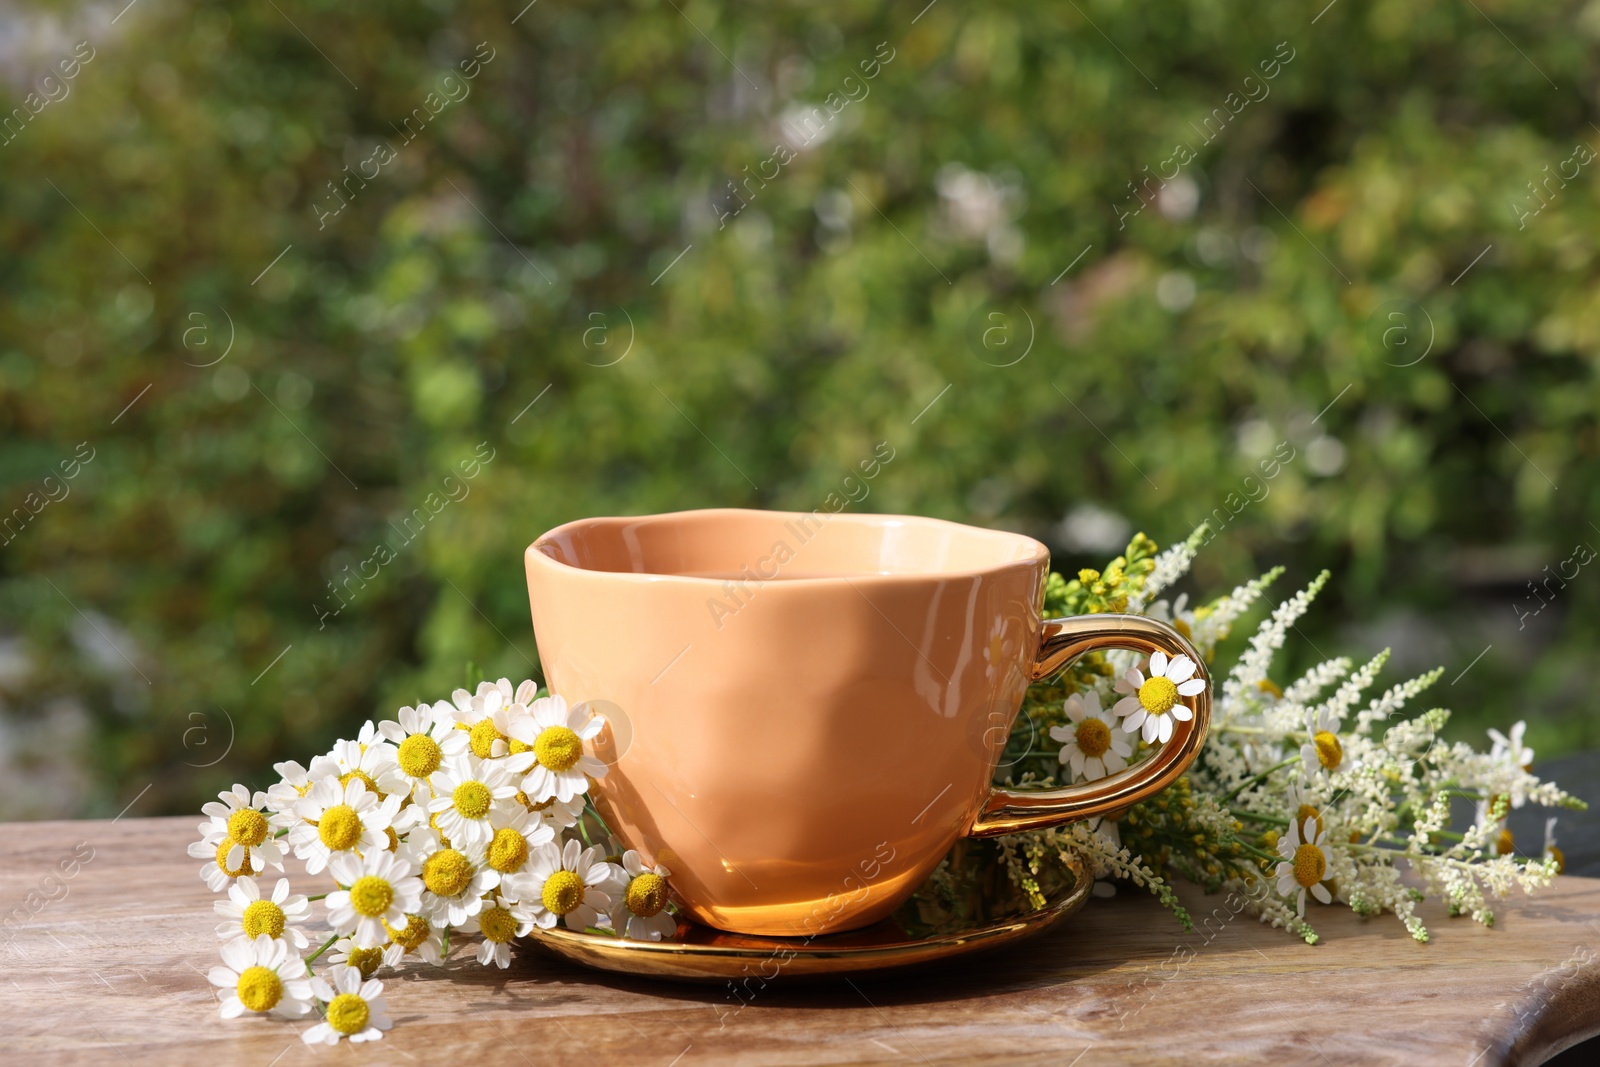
(523, 852, 1089, 981)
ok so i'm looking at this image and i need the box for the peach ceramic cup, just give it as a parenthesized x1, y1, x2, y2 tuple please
(525, 508, 1209, 937)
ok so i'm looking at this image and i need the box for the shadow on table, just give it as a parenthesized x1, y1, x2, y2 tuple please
(501, 887, 1288, 1013)
(495, 904, 1131, 1013)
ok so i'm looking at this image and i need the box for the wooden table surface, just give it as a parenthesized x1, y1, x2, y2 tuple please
(4, 816, 1600, 1067)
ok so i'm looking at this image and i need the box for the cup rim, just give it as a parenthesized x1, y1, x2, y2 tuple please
(526, 507, 1049, 588)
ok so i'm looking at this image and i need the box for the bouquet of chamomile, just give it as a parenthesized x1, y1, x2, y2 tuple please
(943, 527, 1586, 945)
(191, 682, 663, 1043)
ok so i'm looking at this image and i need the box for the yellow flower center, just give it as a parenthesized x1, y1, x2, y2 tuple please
(384, 913, 430, 952)
(1173, 617, 1192, 639)
(349, 876, 394, 917)
(508, 738, 533, 755)
(1292, 842, 1326, 889)
(240, 899, 286, 939)
(422, 849, 473, 897)
(339, 769, 380, 796)
(1497, 827, 1515, 856)
(1549, 845, 1566, 874)
(384, 826, 400, 852)
(534, 726, 583, 772)
(453, 780, 493, 819)
(397, 734, 443, 778)
(514, 790, 535, 811)
(1074, 718, 1111, 759)
(1313, 730, 1343, 771)
(625, 873, 669, 918)
(344, 945, 385, 979)
(1137, 676, 1179, 715)
(325, 992, 370, 1035)
(215, 838, 258, 877)
(318, 805, 362, 851)
(480, 905, 517, 943)
(1296, 804, 1323, 840)
(469, 719, 504, 759)
(235, 965, 283, 1013)
(487, 828, 529, 873)
(1257, 678, 1284, 699)
(227, 809, 269, 848)
(541, 870, 585, 916)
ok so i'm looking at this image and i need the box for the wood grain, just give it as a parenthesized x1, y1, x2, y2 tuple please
(3, 816, 1599, 1066)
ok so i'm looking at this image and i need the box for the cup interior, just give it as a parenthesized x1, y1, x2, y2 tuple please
(533, 508, 1046, 581)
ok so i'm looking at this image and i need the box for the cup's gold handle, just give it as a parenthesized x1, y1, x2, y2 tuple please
(968, 613, 1211, 837)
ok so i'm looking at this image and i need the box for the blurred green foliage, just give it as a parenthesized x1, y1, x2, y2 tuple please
(2, 0, 1598, 818)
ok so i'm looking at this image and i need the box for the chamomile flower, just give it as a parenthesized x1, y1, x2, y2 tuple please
(289, 778, 403, 875)
(609, 851, 677, 941)
(190, 785, 286, 891)
(1050, 691, 1133, 782)
(201, 784, 272, 840)
(405, 829, 500, 927)
(525, 793, 586, 832)
(1285, 781, 1325, 843)
(383, 910, 445, 963)
(427, 754, 520, 847)
(518, 838, 616, 931)
(329, 936, 403, 980)
(214, 877, 311, 949)
(1300, 709, 1345, 776)
(1275, 815, 1333, 918)
(263, 756, 337, 826)
(482, 807, 556, 884)
(1152, 593, 1199, 642)
(1112, 650, 1205, 745)
(506, 695, 608, 804)
(302, 965, 392, 1045)
(209, 933, 313, 1019)
(446, 679, 524, 758)
(325, 850, 424, 949)
(1488, 721, 1535, 808)
(475, 899, 536, 968)
(487, 701, 541, 769)
(380, 915, 444, 966)
(377, 704, 469, 799)
(1472, 799, 1515, 855)
(324, 737, 408, 800)
(1489, 720, 1533, 768)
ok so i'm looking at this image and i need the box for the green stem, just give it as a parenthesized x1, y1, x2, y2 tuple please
(582, 799, 614, 839)
(304, 934, 338, 972)
(441, 928, 450, 958)
(1236, 841, 1281, 865)
(1232, 809, 1288, 826)
(1217, 727, 1310, 742)
(305, 893, 328, 901)
(1220, 757, 1302, 802)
